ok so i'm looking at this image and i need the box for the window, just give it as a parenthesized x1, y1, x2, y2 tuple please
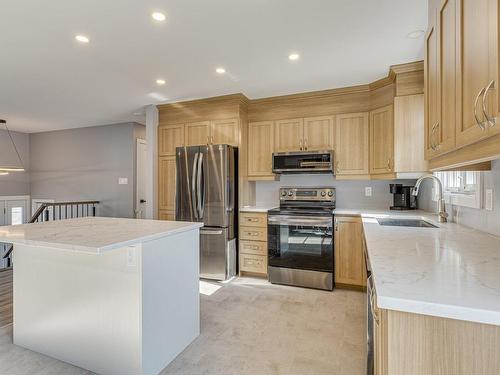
(11, 206, 23, 225)
(434, 171, 482, 209)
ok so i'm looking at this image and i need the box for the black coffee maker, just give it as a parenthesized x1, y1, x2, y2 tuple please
(390, 184, 417, 210)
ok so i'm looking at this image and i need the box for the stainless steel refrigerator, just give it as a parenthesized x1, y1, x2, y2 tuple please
(175, 144, 237, 281)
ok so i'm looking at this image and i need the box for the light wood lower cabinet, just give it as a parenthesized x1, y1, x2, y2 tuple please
(334, 215, 366, 288)
(335, 113, 370, 177)
(373, 306, 500, 375)
(239, 211, 268, 277)
(239, 226, 267, 242)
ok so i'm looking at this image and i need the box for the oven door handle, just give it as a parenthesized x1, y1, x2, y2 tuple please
(268, 215, 332, 227)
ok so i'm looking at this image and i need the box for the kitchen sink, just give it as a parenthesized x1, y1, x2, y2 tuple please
(376, 218, 438, 228)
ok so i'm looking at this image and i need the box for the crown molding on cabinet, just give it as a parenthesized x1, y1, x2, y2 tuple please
(156, 61, 424, 124)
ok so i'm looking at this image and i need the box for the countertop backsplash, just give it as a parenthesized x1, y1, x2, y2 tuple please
(254, 174, 417, 210)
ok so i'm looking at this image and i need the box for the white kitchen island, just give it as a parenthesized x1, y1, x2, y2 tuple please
(0, 217, 203, 375)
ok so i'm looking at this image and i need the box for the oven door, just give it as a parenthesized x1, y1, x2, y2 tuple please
(268, 215, 333, 272)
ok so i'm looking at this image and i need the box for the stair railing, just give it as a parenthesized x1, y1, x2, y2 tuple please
(2, 200, 100, 267)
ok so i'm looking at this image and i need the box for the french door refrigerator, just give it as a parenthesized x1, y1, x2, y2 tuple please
(175, 144, 237, 281)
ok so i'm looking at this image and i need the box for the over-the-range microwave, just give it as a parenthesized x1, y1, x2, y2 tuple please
(272, 150, 334, 174)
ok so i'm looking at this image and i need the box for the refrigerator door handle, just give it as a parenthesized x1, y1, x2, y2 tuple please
(191, 152, 199, 220)
(197, 152, 204, 219)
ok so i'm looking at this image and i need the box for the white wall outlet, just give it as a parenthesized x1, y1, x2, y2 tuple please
(118, 177, 128, 185)
(485, 189, 494, 211)
(365, 187, 372, 197)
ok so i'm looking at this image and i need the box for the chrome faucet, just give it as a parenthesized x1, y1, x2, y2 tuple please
(412, 175, 448, 223)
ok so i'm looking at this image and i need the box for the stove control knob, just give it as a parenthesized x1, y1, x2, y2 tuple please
(288, 191, 294, 196)
(281, 191, 287, 197)
(321, 191, 326, 197)
(327, 191, 333, 197)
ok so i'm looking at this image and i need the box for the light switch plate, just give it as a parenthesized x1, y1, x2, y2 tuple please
(485, 189, 494, 211)
(365, 187, 372, 197)
(118, 177, 128, 185)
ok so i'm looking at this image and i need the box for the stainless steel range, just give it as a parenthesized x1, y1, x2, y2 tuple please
(267, 187, 335, 290)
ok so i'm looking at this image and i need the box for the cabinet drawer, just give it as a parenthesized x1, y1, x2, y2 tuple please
(239, 226, 267, 241)
(239, 240, 267, 256)
(239, 212, 267, 228)
(239, 253, 267, 274)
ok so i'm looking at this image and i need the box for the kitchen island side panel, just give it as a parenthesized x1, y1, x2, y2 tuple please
(141, 229, 200, 375)
(13, 243, 142, 375)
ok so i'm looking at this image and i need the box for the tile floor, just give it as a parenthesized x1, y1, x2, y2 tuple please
(162, 278, 366, 375)
(0, 277, 366, 375)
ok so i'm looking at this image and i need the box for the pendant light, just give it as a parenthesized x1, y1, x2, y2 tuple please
(0, 119, 24, 172)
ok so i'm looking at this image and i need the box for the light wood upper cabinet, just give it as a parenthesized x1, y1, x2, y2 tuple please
(436, 0, 457, 155)
(335, 112, 369, 175)
(248, 121, 274, 177)
(211, 118, 239, 146)
(303, 116, 335, 151)
(158, 124, 184, 156)
(158, 156, 176, 211)
(370, 105, 394, 174)
(274, 118, 304, 152)
(394, 95, 429, 173)
(456, 0, 494, 147)
(334, 216, 366, 287)
(185, 121, 210, 146)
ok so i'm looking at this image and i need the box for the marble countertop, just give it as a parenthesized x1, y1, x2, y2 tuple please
(344, 209, 500, 326)
(0, 217, 203, 254)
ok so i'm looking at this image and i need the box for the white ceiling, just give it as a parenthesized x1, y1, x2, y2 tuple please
(0, 0, 427, 133)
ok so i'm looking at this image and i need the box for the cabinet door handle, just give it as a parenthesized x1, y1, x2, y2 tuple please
(387, 158, 391, 170)
(299, 139, 303, 151)
(206, 136, 210, 144)
(430, 122, 440, 151)
(482, 80, 496, 127)
(304, 139, 308, 151)
(335, 161, 340, 174)
(474, 87, 487, 130)
(211, 135, 214, 144)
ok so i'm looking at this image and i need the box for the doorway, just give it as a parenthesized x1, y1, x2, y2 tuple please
(136, 139, 148, 219)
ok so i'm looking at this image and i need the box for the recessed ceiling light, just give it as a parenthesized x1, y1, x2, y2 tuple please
(156, 79, 166, 85)
(288, 53, 300, 61)
(407, 30, 425, 39)
(75, 35, 90, 43)
(0, 172, 8, 176)
(152, 12, 166, 21)
(216, 68, 226, 74)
